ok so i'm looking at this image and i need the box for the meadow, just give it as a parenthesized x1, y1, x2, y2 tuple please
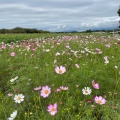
(0, 33, 120, 120)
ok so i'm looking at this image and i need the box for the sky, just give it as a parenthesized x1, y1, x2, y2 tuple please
(0, 0, 120, 32)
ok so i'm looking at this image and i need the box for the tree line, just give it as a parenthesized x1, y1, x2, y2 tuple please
(0, 27, 50, 34)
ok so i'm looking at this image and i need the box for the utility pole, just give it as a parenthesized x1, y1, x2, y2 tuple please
(113, 24, 114, 39)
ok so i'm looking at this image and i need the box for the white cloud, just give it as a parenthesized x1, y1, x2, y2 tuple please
(0, 0, 119, 31)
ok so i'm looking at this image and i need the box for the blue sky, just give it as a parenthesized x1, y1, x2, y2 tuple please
(0, 0, 120, 31)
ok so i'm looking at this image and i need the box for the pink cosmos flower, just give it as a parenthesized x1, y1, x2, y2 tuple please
(66, 45, 70, 48)
(92, 80, 100, 89)
(104, 56, 108, 61)
(98, 51, 102, 54)
(96, 48, 100, 51)
(104, 56, 109, 64)
(94, 96, 107, 105)
(57, 42, 60, 45)
(32, 48, 36, 51)
(55, 52, 60, 56)
(8, 93, 13, 96)
(55, 66, 66, 74)
(21, 41, 26, 45)
(54, 60, 57, 64)
(1, 44, 6, 49)
(75, 64, 80, 68)
(60, 86, 68, 90)
(55, 88, 61, 92)
(10, 52, 15, 56)
(10, 45, 14, 49)
(34, 86, 41, 91)
(106, 44, 110, 48)
(40, 86, 51, 98)
(47, 103, 58, 116)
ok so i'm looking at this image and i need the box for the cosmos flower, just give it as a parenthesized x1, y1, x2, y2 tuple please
(104, 60, 109, 64)
(55, 66, 66, 74)
(75, 64, 80, 68)
(94, 96, 107, 105)
(14, 90, 19, 93)
(86, 100, 93, 103)
(117, 41, 120, 44)
(10, 76, 18, 82)
(54, 60, 57, 64)
(106, 44, 110, 48)
(8, 110, 17, 120)
(47, 103, 58, 116)
(8, 93, 13, 97)
(60, 86, 68, 90)
(14, 94, 25, 103)
(82, 87, 92, 95)
(10, 52, 15, 56)
(92, 80, 100, 89)
(104, 56, 109, 64)
(1, 44, 6, 49)
(114, 66, 118, 69)
(34, 86, 41, 91)
(55, 52, 60, 56)
(40, 86, 51, 98)
(46, 49, 50, 52)
(98, 51, 102, 54)
(55, 88, 61, 92)
(104, 56, 108, 61)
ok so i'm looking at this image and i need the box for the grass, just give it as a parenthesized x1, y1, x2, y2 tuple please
(0, 33, 120, 120)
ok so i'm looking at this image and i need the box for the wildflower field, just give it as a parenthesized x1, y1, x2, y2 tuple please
(0, 33, 120, 120)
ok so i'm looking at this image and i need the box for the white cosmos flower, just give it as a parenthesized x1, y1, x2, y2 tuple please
(82, 87, 92, 95)
(14, 94, 24, 103)
(8, 110, 17, 120)
(104, 60, 109, 65)
(114, 66, 118, 69)
(10, 76, 18, 82)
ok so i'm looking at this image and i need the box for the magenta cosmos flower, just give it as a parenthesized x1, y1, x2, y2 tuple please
(92, 80, 100, 89)
(55, 66, 66, 74)
(40, 86, 51, 98)
(117, 41, 120, 44)
(94, 96, 107, 105)
(47, 103, 58, 116)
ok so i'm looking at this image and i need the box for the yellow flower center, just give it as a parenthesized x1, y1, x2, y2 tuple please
(17, 96, 21, 100)
(85, 90, 88, 93)
(97, 100, 102, 104)
(45, 90, 49, 94)
(59, 70, 62, 73)
(51, 107, 55, 111)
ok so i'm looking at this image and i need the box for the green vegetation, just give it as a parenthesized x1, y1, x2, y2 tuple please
(0, 27, 50, 34)
(0, 33, 120, 120)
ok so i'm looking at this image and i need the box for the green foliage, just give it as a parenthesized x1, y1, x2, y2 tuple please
(117, 8, 120, 16)
(0, 27, 50, 34)
(0, 33, 120, 119)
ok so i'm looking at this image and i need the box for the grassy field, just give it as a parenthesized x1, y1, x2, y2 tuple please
(0, 33, 120, 120)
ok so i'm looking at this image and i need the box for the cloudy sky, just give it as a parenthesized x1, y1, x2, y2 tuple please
(0, 0, 120, 31)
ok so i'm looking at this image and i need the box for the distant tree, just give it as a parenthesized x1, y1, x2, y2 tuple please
(117, 6, 120, 34)
(86, 29, 92, 33)
(0, 29, 6, 34)
(117, 6, 120, 16)
(0, 27, 50, 34)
